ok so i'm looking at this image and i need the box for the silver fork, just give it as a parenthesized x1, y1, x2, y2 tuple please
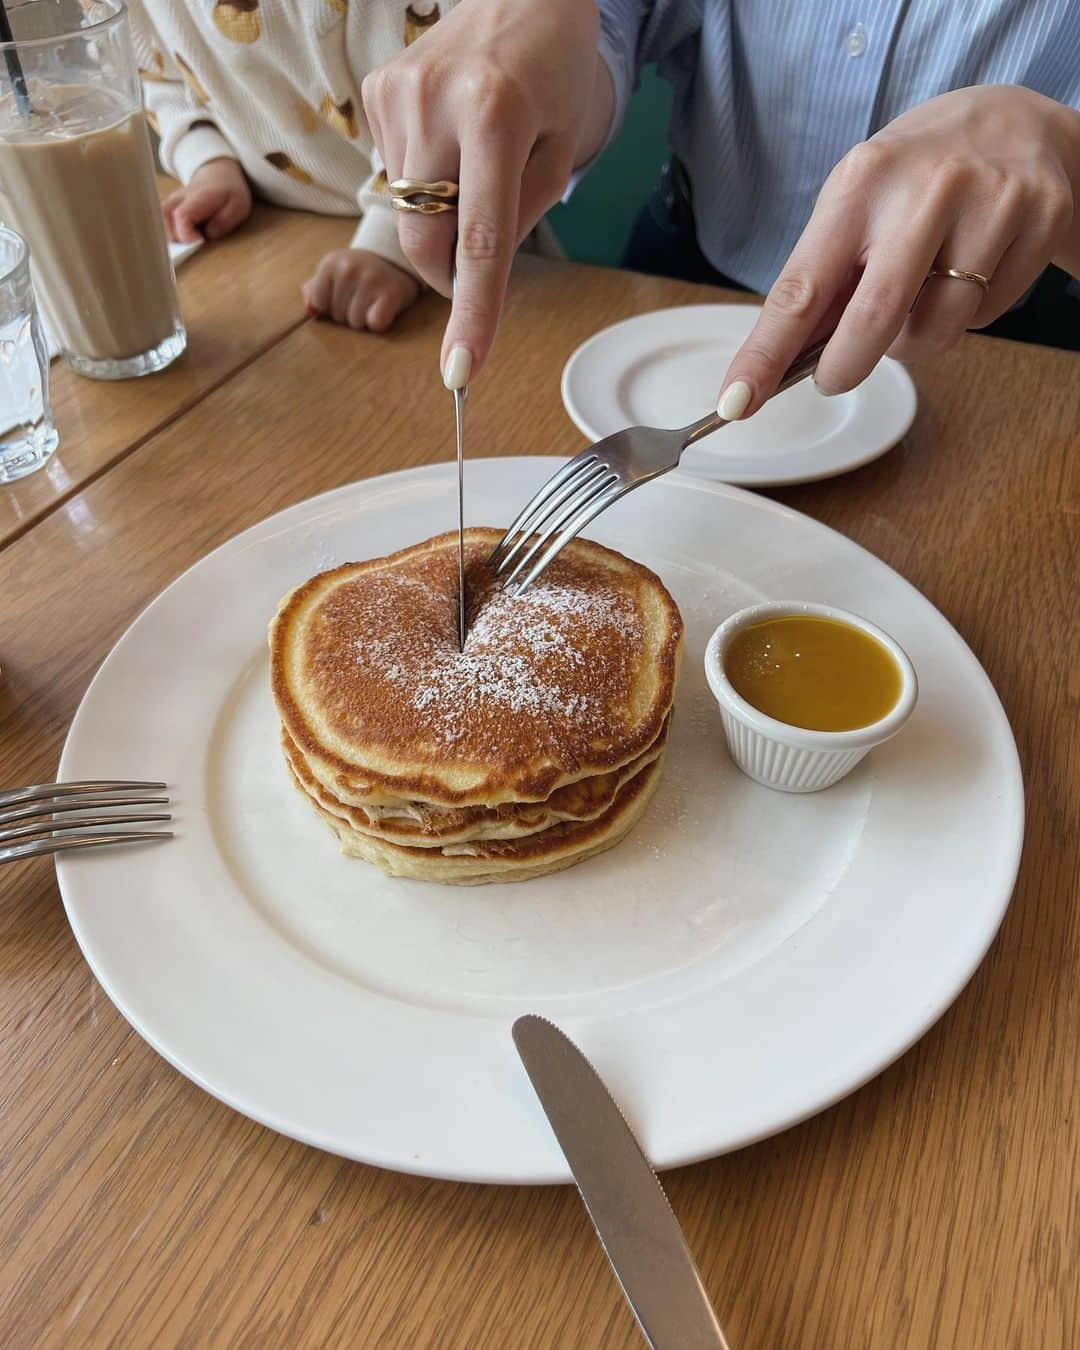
(0, 780, 172, 864)
(490, 336, 828, 595)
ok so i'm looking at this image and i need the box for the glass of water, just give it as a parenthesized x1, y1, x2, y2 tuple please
(0, 225, 57, 481)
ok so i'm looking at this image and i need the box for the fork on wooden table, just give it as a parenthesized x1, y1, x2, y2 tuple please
(0, 781, 172, 864)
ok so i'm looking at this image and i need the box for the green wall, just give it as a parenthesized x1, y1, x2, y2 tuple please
(547, 67, 672, 267)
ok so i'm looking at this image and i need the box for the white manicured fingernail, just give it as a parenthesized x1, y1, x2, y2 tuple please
(718, 379, 752, 421)
(442, 345, 472, 390)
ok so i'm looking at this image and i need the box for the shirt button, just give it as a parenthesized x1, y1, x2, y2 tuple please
(846, 22, 867, 56)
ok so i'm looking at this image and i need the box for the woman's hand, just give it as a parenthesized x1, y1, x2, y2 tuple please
(717, 86, 1079, 420)
(361, 0, 609, 387)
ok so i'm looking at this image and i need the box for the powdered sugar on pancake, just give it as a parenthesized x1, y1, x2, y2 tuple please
(295, 531, 676, 773)
(352, 576, 640, 745)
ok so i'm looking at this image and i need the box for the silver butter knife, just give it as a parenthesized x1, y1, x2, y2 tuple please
(449, 259, 467, 650)
(513, 1015, 729, 1349)
(453, 384, 466, 650)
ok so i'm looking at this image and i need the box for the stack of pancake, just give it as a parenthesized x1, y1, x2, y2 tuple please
(269, 528, 682, 885)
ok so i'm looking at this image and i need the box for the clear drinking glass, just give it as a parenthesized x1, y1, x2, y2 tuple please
(0, 0, 186, 379)
(0, 224, 57, 481)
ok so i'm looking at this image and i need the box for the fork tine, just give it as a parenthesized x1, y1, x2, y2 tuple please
(500, 470, 620, 591)
(0, 794, 169, 827)
(488, 452, 601, 567)
(490, 454, 601, 570)
(492, 462, 611, 577)
(0, 812, 173, 845)
(0, 780, 167, 810)
(508, 482, 630, 597)
(1, 831, 173, 865)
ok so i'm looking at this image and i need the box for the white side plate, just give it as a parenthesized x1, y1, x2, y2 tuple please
(561, 305, 917, 486)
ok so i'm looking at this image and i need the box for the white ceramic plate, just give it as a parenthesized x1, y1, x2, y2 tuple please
(561, 305, 918, 486)
(57, 459, 1022, 1184)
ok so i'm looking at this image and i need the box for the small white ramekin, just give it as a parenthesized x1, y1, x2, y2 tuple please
(704, 601, 918, 793)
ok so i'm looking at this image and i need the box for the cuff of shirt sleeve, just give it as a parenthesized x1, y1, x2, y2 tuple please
(172, 125, 236, 185)
(351, 205, 416, 277)
(564, 35, 634, 202)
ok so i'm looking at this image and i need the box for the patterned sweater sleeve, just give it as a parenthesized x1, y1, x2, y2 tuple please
(127, 0, 237, 184)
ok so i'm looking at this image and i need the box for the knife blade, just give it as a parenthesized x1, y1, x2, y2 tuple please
(453, 383, 466, 650)
(449, 254, 467, 650)
(513, 1015, 729, 1350)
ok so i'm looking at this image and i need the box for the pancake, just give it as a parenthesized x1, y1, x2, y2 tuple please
(282, 716, 670, 848)
(270, 528, 682, 809)
(287, 754, 663, 885)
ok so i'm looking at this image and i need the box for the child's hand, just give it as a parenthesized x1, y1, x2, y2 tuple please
(162, 159, 253, 244)
(301, 249, 421, 332)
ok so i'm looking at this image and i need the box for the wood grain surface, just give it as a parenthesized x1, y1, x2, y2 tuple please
(0, 196, 352, 551)
(0, 253, 1076, 1350)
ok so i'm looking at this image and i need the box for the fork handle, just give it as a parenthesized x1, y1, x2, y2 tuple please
(776, 337, 829, 393)
(682, 335, 830, 448)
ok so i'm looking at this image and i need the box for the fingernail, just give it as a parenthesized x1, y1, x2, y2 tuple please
(442, 344, 472, 391)
(718, 379, 752, 421)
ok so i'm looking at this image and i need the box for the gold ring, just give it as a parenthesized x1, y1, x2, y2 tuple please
(388, 178, 459, 200)
(389, 177, 459, 215)
(929, 267, 992, 294)
(391, 197, 456, 215)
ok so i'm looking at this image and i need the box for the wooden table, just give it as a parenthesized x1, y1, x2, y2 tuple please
(1, 211, 1076, 1349)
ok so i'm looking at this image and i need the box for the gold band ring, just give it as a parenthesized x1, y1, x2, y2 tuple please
(928, 266, 992, 294)
(389, 177, 459, 215)
(389, 178, 459, 200)
(391, 197, 456, 215)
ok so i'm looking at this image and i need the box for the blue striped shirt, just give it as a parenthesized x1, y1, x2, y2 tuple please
(595, 0, 1080, 293)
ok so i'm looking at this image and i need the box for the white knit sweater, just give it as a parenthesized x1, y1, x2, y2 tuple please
(128, 0, 455, 271)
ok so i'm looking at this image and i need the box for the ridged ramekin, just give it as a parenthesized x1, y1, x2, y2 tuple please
(704, 601, 918, 793)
